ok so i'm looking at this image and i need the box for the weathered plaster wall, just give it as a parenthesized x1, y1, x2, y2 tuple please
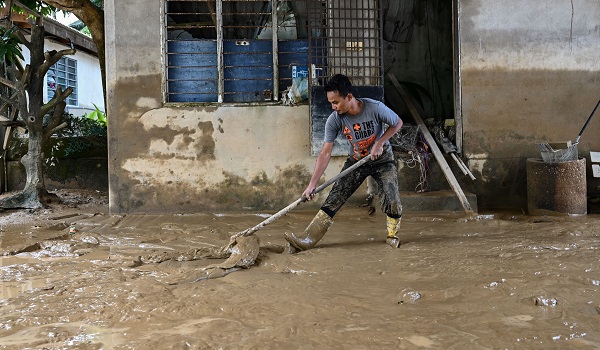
(459, 0, 600, 209)
(105, 0, 600, 213)
(104, 0, 348, 213)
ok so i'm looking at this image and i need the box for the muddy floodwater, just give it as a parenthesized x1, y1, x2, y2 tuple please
(1, 191, 600, 349)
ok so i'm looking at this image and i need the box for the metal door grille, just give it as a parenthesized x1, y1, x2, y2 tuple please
(308, 0, 383, 87)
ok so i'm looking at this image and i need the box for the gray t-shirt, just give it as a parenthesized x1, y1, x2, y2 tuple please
(324, 98, 400, 163)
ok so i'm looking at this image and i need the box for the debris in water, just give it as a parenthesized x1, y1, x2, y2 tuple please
(534, 297, 558, 307)
(397, 289, 422, 304)
(204, 234, 260, 270)
(180, 235, 261, 283)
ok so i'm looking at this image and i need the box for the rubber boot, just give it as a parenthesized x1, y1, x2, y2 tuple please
(284, 210, 333, 251)
(385, 216, 401, 248)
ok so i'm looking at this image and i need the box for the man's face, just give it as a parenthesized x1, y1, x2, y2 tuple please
(327, 90, 353, 114)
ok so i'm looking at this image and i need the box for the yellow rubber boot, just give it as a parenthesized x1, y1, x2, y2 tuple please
(385, 216, 401, 248)
(284, 210, 333, 251)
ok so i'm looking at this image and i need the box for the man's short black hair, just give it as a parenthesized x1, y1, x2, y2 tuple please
(324, 74, 353, 97)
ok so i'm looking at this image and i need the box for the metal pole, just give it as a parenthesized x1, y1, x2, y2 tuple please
(217, 0, 224, 103)
(272, 0, 279, 101)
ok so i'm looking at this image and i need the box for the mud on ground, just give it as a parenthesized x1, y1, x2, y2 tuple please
(1, 190, 600, 349)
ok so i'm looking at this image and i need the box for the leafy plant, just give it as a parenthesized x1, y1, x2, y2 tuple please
(55, 112, 107, 138)
(68, 20, 91, 36)
(48, 112, 107, 159)
(85, 103, 106, 126)
(0, 26, 24, 63)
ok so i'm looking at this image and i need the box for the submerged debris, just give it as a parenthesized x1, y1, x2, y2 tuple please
(534, 297, 558, 307)
(397, 289, 422, 304)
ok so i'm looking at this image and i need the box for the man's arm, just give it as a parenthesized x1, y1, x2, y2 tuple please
(370, 118, 403, 160)
(304, 141, 334, 200)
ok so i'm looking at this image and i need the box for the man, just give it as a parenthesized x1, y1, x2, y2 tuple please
(285, 74, 404, 250)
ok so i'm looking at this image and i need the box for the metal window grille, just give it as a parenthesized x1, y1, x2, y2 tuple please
(48, 57, 78, 106)
(308, 0, 382, 86)
(165, 0, 382, 103)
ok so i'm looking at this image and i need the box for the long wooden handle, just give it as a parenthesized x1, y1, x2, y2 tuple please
(309, 156, 371, 197)
(388, 73, 474, 214)
(574, 99, 600, 144)
(237, 156, 371, 238)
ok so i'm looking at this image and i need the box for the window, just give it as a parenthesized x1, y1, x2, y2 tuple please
(166, 0, 312, 103)
(47, 57, 78, 106)
(165, 0, 382, 103)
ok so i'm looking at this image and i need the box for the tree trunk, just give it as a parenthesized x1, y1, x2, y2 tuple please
(43, 0, 106, 105)
(0, 18, 70, 209)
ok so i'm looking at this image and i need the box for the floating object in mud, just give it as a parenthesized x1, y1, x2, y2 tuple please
(78, 233, 100, 245)
(207, 235, 261, 270)
(185, 235, 261, 283)
(69, 226, 78, 234)
(397, 289, 422, 304)
(534, 297, 558, 307)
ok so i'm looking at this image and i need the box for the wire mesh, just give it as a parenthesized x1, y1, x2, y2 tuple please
(166, 0, 312, 103)
(308, 0, 383, 87)
(538, 144, 579, 163)
(165, 0, 383, 102)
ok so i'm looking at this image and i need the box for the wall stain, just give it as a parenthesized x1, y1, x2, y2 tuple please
(201, 164, 312, 210)
(112, 74, 163, 119)
(177, 135, 195, 151)
(195, 121, 216, 160)
(126, 164, 312, 212)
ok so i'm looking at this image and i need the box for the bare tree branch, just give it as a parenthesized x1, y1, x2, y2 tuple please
(0, 94, 17, 107)
(13, 28, 32, 51)
(41, 85, 73, 117)
(41, 47, 76, 73)
(0, 92, 18, 115)
(44, 100, 68, 142)
(0, 76, 17, 89)
(6, 64, 28, 121)
(45, 121, 67, 138)
(0, 120, 26, 128)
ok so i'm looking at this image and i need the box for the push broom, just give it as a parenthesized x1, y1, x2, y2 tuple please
(218, 156, 371, 255)
(537, 99, 600, 163)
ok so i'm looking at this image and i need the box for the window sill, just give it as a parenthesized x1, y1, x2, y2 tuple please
(163, 101, 309, 108)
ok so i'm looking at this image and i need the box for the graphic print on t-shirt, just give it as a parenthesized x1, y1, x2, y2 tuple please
(349, 121, 376, 159)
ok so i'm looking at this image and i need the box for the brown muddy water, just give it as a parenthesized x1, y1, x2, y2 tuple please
(0, 192, 599, 349)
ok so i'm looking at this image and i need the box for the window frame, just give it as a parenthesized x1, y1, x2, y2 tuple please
(165, 0, 308, 104)
(47, 56, 78, 107)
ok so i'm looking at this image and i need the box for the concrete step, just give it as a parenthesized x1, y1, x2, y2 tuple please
(401, 190, 478, 212)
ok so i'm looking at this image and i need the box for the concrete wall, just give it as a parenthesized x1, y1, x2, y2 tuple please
(105, 0, 600, 213)
(458, 0, 600, 209)
(105, 0, 353, 213)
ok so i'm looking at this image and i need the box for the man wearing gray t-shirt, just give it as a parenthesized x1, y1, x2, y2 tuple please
(285, 74, 404, 250)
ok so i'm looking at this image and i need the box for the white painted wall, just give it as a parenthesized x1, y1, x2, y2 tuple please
(20, 39, 104, 117)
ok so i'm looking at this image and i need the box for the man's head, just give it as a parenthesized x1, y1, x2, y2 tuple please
(324, 74, 353, 97)
(324, 74, 357, 115)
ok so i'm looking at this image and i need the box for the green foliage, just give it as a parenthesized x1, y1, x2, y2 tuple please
(0, 0, 58, 17)
(68, 20, 91, 36)
(56, 112, 107, 138)
(85, 103, 106, 126)
(0, 27, 24, 63)
(44, 112, 107, 163)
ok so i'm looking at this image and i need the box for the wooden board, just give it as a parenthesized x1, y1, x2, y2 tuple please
(387, 73, 474, 214)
